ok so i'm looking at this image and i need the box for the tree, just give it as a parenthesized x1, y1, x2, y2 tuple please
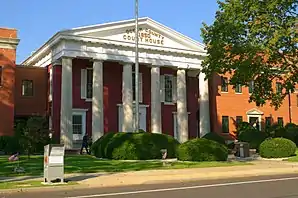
(201, 0, 298, 109)
(17, 116, 50, 159)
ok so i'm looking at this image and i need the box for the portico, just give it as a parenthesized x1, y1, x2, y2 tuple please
(22, 17, 210, 149)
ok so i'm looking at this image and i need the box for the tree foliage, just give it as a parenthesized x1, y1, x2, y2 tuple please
(201, 0, 298, 109)
(16, 116, 50, 158)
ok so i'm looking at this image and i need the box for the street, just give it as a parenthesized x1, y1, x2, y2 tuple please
(2, 174, 298, 198)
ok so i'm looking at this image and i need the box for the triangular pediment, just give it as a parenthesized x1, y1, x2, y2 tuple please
(60, 17, 205, 53)
(246, 108, 264, 115)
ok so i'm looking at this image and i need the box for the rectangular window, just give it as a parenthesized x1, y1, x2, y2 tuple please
(235, 84, 242, 93)
(221, 77, 228, 92)
(236, 116, 243, 127)
(276, 82, 282, 94)
(22, 80, 33, 96)
(73, 114, 83, 135)
(86, 68, 93, 99)
(249, 81, 254, 93)
(277, 117, 284, 126)
(164, 75, 173, 102)
(0, 66, 2, 86)
(222, 116, 229, 133)
(265, 117, 272, 127)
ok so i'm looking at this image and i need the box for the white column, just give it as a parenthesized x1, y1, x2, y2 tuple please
(122, 63, 134, 132)
(199, 72, 210, 137)
(60, 57, 73, 149)
(92, 60, 104, 142)
(151, 66, 161, 133)
(177, 69, 188, 143)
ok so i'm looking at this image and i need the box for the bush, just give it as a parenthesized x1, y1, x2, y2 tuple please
(237, 127, 266, 150)
(91, 132, 116, 158)
(259, 138, 296, 158)
(92, 132, 180, 160)
(202, 132, 226, 145)
(0, 136, 21, 155)
(177, 138, 228, 161)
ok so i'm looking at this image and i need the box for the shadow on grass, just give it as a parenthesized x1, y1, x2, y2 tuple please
(0, 155, 249, 182)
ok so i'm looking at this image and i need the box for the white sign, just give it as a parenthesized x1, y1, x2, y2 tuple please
(123, 28, 165, 46)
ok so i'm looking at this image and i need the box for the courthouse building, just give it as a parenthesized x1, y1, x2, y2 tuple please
(1, 17, 297, 149)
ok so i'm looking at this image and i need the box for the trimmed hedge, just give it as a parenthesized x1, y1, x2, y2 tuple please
(91, 132, 180, 160)
(177, 138, 228, 161)
(237, 128, 266, 149)
(91, 132, 116, 158)
(202, 132, 226, 145)
(259, 138, 296, 158)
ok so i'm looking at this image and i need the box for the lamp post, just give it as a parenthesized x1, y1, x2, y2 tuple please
(134, 0, 140, 132)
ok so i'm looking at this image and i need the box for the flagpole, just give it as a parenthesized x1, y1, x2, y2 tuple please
(134, 0, 140, 132)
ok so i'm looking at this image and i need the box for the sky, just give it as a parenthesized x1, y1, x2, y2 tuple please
(1, 0, 219, 64)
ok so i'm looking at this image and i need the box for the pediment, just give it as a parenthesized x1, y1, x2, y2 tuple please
(246, 108, 264, 115)
(61, 17, 205, 53)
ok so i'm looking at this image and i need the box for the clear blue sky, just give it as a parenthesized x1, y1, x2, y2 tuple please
(1, 0, 219, 64)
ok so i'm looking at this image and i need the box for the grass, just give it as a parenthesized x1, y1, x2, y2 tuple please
(0, 155, 250, 177)
(286, 150, 298, 162)
(0, 180, 77, 190)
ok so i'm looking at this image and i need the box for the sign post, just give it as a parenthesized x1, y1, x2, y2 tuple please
(43, 144, 65, 184)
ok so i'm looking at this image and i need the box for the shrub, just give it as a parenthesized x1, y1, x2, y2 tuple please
(237, 127, 266, 149)
(91, 132, 116, 158)
(177, 138, 228, 161)
(0, 136, 21, 155)
(92, 132, 180, 160)
(259, 138, 296, 158)
(202, 132, 226, 145)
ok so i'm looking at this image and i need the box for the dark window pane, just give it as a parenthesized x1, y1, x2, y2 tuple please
(276, 82, 282, 94)
(277, 117, 283, 126)
(222, 116, 229, 133)
(22, 80, 33, 96)
(235, 84, 242, 93)
(265, 117, 272, 127)
(236, 116, 243, 127)
(86, 69, 93, 99)
(249, 81, 254, 93)
(221, 77, 228, 92)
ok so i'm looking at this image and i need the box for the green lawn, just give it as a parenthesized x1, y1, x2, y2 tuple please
(286, 150, 298, 162)
(0, 155, 250, 177)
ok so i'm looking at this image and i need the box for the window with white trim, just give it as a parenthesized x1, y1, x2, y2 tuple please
(160, 74, 177, 103)
(72, 110, 86, 141)
(86, 69, 93, 99)
(81, 68, 93, 100)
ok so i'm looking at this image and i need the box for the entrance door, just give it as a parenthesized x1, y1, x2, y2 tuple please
(248, 116, 260, 131)
(118, 105, 147, 132)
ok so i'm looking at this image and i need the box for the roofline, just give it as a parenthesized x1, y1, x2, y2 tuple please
(22, 17, 206, 65)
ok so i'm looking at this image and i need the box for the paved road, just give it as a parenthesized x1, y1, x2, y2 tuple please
(2, 174, 298, 198)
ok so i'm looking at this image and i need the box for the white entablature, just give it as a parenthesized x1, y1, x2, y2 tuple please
(22, 17, 206, 69)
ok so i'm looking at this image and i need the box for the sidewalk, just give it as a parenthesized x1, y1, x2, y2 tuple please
(79, 160, 298, 188)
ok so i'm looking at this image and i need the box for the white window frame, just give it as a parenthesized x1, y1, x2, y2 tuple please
(72, 109, 87, 141)
(161, 74, 177, 104)
(81, 68, 93, 102)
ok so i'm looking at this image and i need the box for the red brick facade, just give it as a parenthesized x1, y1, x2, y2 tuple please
(209, 73, 298, 140)
(0, 28, 18, 136)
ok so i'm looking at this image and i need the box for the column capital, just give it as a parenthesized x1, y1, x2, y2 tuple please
(119, 61, 134, 66)
(92, 58, 104, 63)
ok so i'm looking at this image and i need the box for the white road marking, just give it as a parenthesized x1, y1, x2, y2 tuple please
(65, 176, 298, 198)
